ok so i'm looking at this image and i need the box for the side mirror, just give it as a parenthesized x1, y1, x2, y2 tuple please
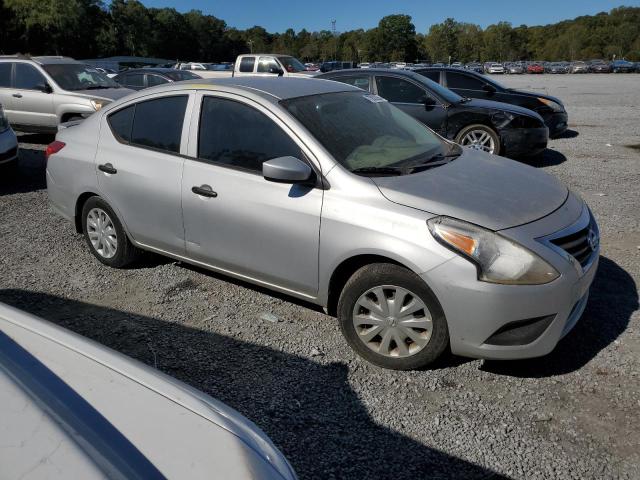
(263, 156, 312, 183)
(37, 83, 53, 93)
(269, 66, 284, 76)
(482, 84, 496, 94)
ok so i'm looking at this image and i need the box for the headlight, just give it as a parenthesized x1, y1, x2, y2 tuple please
(537, 97, 564, 113)
(428, 216, 560, 285)
(90, 99, 108, 111)
(0, 104, 8, 132)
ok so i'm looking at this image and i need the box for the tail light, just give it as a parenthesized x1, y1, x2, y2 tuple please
(45, 141, 65, 161)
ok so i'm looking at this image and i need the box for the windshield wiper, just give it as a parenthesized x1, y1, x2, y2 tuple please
(351, 166, 404, 176)
(84, 85, 113, 90)
(406, 152, 460, 173)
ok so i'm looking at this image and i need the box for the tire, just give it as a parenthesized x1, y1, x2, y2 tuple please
(455, 124, 501, 155)
(337, 263, 449, 370)
(81, 196, 140, 268)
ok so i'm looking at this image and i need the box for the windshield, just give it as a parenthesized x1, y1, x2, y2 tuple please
(281, 91, 450, 173)
(279, 56, 306, 73)
(165, 70, 200, 81)
(43, 64, 120, 91)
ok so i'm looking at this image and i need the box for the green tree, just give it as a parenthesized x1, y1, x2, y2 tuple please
(378, 14, 417, 62)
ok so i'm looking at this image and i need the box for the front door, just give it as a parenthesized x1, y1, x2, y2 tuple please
(10, 63, 56, 128)
(182, 93, 323, 297)
(374, 75, 447, 135)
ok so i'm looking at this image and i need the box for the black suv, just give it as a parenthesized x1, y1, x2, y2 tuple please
(414, 67, 568, 138)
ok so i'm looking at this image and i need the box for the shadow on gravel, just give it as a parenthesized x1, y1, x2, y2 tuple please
(0, 147, 47, 196)
(482, 256, 637, 378)
(552, 129, 579, 140)
(531, 148, 567, 168)
(0, 289, 510, 480)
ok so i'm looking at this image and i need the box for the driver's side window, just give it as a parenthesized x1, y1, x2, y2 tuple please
(257, 57, 280, 73)
(446, 72, 485, 90)
(15, 63, 47, 90)
(375, 76, 429, 104)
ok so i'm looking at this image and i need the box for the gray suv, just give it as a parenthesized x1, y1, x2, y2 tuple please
(0, 56, 132, 133)
(46, 78, 599, 370)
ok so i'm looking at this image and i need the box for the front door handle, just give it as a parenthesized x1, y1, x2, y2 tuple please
(98, 163, 117, 174)
(12, 93, 22, 98)
(192, 185, 217, 198)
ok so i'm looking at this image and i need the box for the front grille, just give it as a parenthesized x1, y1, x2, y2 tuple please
(0, 146, 17, 162)
(551, 221, 597, 268)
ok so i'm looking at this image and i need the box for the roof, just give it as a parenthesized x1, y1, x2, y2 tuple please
(83, 56, 172, 64)
(0, 55, 81, 65)
(318, 68, 427, 81)
(175, 76, 358, 101)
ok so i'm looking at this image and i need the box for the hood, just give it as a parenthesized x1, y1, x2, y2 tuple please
(63, 87, 134, 102)
(463, 98, 544, 121)
(372, 149, 568, 231)
(506, 88, 564, 106)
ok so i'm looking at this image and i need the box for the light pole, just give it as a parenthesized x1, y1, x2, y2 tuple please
(247, 39, 254, 54)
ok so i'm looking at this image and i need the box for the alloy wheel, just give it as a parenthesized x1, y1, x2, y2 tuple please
(86, 208, 118, 259)
(461, 129, 496, 153)
(352, 285, 433, 358)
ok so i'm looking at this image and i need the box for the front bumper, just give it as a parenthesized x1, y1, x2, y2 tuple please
(541, 111, 568, 138)
(422, 201, 599, 360)
(500, 126, 548, 158)
(0, 128, 19, 165)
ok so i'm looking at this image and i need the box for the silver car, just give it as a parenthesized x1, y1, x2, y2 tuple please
(0, 302, 297, 480)
(0, 102, 18, 167)
(0, 55, 132, 133)
(47, 78, 599, 370)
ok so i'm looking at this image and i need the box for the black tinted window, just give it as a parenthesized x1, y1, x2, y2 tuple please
(420, 70, 440, 82)
(335, 76, 370, 91)
(239, 57, 255, 73)
(198, 96, 301, 172)
(446, 72, 485, 90)
(122, 73, 144, 87)
(147, 74, 169, 87)
(108, 105, 135, 142)
(0, 63, 11, 88)
(131, 96, 187, 153)
(15, 63, 46, 90)
(375, 76, 426, 104)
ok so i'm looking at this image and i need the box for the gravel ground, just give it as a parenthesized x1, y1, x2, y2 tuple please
(1, 74, 639, 479)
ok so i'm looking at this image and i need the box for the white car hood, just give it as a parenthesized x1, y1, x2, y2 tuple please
(0, 303, 295, 480)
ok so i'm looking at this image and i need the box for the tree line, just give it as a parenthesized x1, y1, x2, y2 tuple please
(1, 1, 639, 63)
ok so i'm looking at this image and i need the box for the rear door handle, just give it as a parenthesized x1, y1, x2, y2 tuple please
(12, 93, 22, 98)
(98, 163, 117, 174)
(191, 185, 217, 198)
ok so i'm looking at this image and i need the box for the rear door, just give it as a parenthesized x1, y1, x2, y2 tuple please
(181, 92, 323, 296)
(234, 56, 256, 77)
(374, 75, 447, 134)
(95, 92, 195, 254)
(10, 62, 56, 128)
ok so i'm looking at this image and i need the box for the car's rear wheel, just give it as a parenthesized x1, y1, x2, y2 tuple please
(455, 124, 501, 155)
(81, 197, 140, 268)
(337, 263, 449, 370)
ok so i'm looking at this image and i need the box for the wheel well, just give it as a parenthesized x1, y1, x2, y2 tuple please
(326, 254, 405, 317)
(74, 193, 98, 232)
(61, 113, 84, 123)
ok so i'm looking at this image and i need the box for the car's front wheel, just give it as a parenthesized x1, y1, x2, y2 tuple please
(81, 196, 140, 268)
(337, 263, 449, 370)
(455, 124, 501, 155)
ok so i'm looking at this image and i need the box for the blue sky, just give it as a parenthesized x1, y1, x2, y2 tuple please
(141, 0, 640, 33)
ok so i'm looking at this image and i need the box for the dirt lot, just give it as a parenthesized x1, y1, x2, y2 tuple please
(1, 74, 639, 479)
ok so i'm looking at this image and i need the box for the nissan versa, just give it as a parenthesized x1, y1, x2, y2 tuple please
(46, 78, 599, 370)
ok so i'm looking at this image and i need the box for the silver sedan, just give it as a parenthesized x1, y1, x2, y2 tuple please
(46, 77, 599, 370)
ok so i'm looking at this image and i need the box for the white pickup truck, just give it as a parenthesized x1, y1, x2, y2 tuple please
(176, 54, 319, 79)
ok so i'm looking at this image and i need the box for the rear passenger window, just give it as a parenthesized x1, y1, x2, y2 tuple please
(446, 72, 485, 90)
(198, 96, 301, 172)
(130, 96, 187, 153)
(108, 105, 134, 143)
(0, 63, 11, 88)
(336, 76, 370, 91)
(239, 57, 255, 73)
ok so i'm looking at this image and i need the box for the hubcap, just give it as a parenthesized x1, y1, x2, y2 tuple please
(87, 208, 118, 259)
(352, 285, 433, 358)
(461, 129, 496, 154)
